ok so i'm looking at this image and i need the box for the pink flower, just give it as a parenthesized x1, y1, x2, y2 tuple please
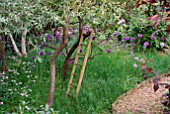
(130, 51, 134, 56)
(144, 42, 149, 47)
(140, 59, 145, 63)
(137, 34, 142, 38)
(133, 63, 138, 68)
(134, 57, 139, 61)
(160, 42, 164, 48)
(151, 35, 155, 40)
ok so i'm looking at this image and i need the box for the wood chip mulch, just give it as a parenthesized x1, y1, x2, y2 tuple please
(112, 74, 170, 114)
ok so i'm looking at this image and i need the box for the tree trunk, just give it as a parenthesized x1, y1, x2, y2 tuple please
(46, 25, 68, 108)
(21, 27, 27, 56)
(1, 33, 7, 72)
(62, 17, 83, 81)
(9, 33, 22, 57)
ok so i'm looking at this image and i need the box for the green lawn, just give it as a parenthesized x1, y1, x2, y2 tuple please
(1, 50, 170, 113)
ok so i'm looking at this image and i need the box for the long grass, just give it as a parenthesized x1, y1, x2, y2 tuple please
(1, 49, 170, 113)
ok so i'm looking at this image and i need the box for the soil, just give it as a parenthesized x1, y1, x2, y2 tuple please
(112, 74, 170, 114)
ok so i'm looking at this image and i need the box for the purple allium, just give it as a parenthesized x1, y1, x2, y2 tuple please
(70, 59, 75, 64)
(61, 52, 66, 56)
(39, 51, 44, 56)
(92, 37, 95, 41)
(144, 42, 150, 47)
(133, 63, 138, 68)
(131, 43, 135, 47)
(123, 37, 130, 41)
(137, 34, 143, 38)
(130, 51, 134, 56)
(80, 49, 82, 53)
(69, 27, 73, 32)
(160, 42, 165, 48)
(47, 52, 52, 55)
(106, 49, 111, 53)
(131, 37, 136, 41)
(151, 35, 155, 40)
(31, 56, 35, 60)
(46, 34, 51, 40)
(106, 37, 111, 41)
(113, 31, 119, 37)
(55, 33, 61, 40)
(83, 26, 89, 32)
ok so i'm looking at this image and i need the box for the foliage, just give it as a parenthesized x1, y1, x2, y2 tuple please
(114, 0, 170, 51)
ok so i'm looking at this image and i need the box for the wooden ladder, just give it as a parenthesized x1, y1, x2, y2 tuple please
(66, 30, 93, 96)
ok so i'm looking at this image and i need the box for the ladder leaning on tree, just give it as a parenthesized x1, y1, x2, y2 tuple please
(66, 29, 93, 96)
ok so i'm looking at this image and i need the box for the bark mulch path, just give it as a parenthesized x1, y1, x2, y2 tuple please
(112, 74, 170, 114)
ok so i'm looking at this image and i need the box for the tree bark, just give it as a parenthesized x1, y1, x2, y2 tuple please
(46, 25, 68, 108)
(9, 33, 22, 57)
(62, 17, 83, 81)
(21, 27, 27, 56)
(1, 33, 7, 72)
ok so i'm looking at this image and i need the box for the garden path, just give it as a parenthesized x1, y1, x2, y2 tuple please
(112, 74, 170, 114)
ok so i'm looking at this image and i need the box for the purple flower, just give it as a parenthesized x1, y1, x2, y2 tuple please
(69, 27, 73, 32)
(31, 56, 35, 60)
(39, 51, 44, 56)
(160, 42, 165, 48)
(83, 26, 89, 32)
(113, 31, 119, 37)
(70, 59, 75, 64)
(61, 52, 66, 56)
(144, 42, 149, 47)
(151, 35, 155, 40)
(137, 34, 143, 38)
(106, 37, 111, 41)
(47, 52, 52, 55)
(46, 34, 51, 40)
(131, 37, 136, 41)
(106, 49, 111, 53)
(80, 49, 82, 53)
(92, 37, 95, 41)
(123, 37, 130, 41)
(55, 33, 61, 40)
(131, 43, 135, 47)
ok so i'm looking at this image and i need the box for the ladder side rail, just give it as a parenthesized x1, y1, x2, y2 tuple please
(66, 30, 85, 96)
(76, 30, 93, 96)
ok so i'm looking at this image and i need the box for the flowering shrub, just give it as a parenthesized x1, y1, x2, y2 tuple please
(127, 23, 167, 50)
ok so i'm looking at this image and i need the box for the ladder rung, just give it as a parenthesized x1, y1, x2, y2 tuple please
(75, 63, 82, 66)
(67, 92, 72, 97)
(73, 73, 79, 76)
(71, 83, 77, 86)
(78, 53, 85, 57)
(80, 44, 88, 47)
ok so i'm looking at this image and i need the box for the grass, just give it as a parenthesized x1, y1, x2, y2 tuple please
(1, 49, 170, 113)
